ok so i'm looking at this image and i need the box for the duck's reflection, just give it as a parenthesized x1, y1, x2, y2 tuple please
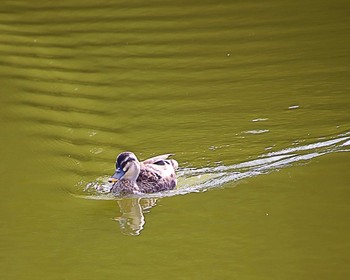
(113, 198, 158, 236)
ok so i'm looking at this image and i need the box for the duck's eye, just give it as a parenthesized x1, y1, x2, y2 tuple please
(122, 162, 128, 172)
(121, 158, 135, 171)
(121, 161, 128, 171)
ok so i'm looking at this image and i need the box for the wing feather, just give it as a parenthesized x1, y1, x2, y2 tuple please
(141, 154, 174, 165)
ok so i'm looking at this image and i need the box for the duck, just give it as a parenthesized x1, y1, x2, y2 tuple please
(108, 152, 178, 195)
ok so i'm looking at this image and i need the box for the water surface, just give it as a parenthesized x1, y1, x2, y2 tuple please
(0, 0, 350, 279)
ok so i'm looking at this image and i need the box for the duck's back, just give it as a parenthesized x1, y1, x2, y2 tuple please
(136, 160, 177, 193)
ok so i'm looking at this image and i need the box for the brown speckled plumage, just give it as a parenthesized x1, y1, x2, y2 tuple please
(109, 152, 178, 196)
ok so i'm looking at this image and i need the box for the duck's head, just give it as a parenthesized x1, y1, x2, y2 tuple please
(108, 152, 141, 183)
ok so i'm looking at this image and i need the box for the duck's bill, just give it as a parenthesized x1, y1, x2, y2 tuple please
(108, 168, 125, 183)
(108, 177, 118, 183)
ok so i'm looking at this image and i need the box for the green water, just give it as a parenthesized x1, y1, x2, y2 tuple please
(1, 0, 350, 279)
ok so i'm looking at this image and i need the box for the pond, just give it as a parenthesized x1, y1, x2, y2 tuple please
(1, 0, 350, 279)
